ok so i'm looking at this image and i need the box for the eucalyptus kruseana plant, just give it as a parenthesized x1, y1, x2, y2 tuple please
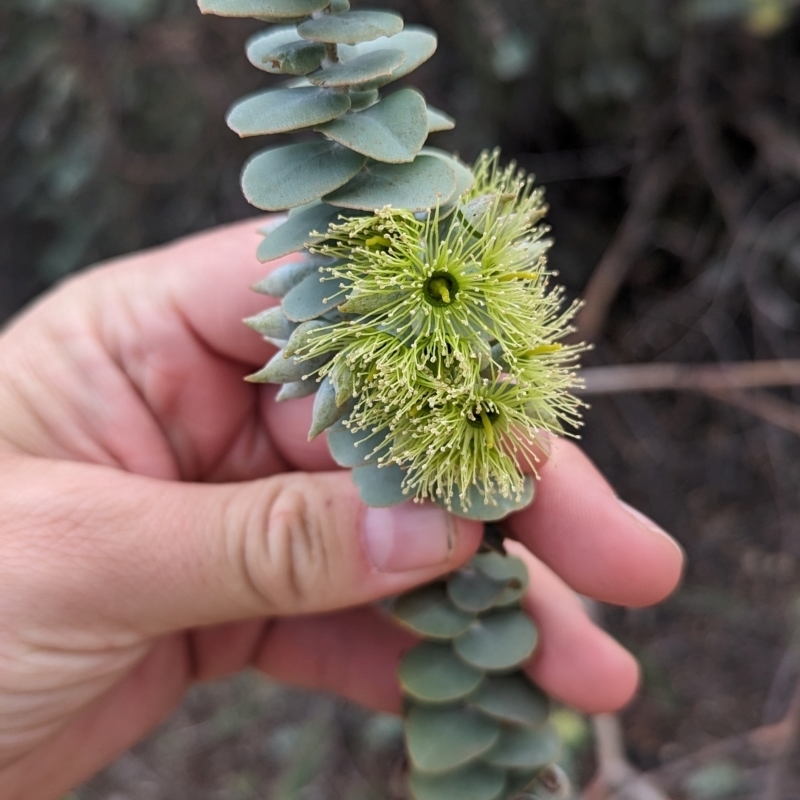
(197, 1, 583, 797)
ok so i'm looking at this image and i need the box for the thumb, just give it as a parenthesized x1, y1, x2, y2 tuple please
(0, 455, 482, 636)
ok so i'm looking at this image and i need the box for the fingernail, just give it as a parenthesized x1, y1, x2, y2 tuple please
(618, 500, 684, 559)
(364, 503, 455, 573)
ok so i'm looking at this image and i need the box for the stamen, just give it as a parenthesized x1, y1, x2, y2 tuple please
(480, 409, 496, 449)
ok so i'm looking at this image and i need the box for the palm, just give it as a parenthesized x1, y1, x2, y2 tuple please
(0, 222, 399, 778)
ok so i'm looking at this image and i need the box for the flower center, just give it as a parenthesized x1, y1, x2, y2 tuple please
(466, 405, 501, 448)
(423, 272, 459, 307)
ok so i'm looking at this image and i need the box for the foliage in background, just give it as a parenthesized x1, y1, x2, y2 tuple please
(3, 0, 799, 319)
(4, 0, 800, 797)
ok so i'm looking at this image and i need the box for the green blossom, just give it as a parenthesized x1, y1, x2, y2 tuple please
(295, 151, 585, 509)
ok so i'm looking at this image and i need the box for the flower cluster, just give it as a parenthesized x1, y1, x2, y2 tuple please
(296, 151, 584, 508)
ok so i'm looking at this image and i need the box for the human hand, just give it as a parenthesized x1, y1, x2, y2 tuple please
(0, 220, 684, 799)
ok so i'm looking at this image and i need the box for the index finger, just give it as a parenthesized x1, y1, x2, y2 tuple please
(506, 438, 684, 607)
(151, 217, 290, 367)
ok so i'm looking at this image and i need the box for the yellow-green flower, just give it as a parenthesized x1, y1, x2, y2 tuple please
(294, 151, 584, 509)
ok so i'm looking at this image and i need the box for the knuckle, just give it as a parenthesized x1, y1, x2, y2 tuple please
(239, 477, 334, 614)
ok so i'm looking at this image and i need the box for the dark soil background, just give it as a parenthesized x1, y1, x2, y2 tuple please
(3, 0, 800, 797)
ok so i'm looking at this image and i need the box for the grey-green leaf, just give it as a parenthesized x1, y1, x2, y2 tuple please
(282, 271, 343, 323)
(441, 477, 535, 522)
(409, 764, 506, 800)
(329, 0, 349, 10)
(427, 106, 455, 133)
(244, 306, 296, 344)
(343, 27, 438, 89)
(351, 462, 409, 507)
(246, 349, 329, 384)
(246, 26, 302, 72)
(317, 88, 428, 164)
(457, 194, 504, 236)
(393, 584, 474, 640)
(327, 423, 388, 467)
(454, 610, 538, 672)
(298, 10, 403, 45)
(482, 723, 561, 770)
(199, 0, 329, 19)
(338, 290, 405, 315)
(257, 203, 350, 262)
(276, 379, 319, 401)
(307, 49, 406, 89)
(228, 88, 349, 138)
(253, 259, 321, 297)
(329, 364, 354, 406)
(473, 553, 529, 607)
(405, 707, 500, 774)
(348, 88, 379, 111)
(399, 642, 484, 704)
(422, 147, 475, 201)
(284, 319, 327, 357)
(447, 566, 509, 614)
(469, 675, 550, 727)
(246, 28, 328, 75)
(242, 142, 367, 211)
(308, 376, 347, 439)
(268, 40, 327, 75)
(324, 155, 457, 211)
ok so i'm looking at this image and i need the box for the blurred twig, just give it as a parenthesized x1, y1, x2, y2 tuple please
(582, 715, 673, 800)
(648, 678, 800, 793)
(573, 151, 684, 343)
(582, 360, 800, 435)
(581, 360, 800, 394)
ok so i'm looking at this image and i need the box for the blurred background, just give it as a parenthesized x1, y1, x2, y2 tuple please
(3, 0, 800, 797)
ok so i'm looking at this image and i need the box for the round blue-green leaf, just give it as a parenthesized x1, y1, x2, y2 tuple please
(469, 675, 550, 727)
(317, 88, 428, 164)
(427, 106, 455, 133)
(228, 87, 351, 137)
(410, 764, 506, 800)
(440, 477, 535, 522)
(454, 610, 538, 672)
(282, 270, 344, 322)
(342, 27, 438, 89)
(327, 423, 388, 468)
(348, 88, 379, 111)
(399, 642, 484, 704)
(482, 722, 561, 770)
(257, 203, 352, 262)
(307, 49, 406, 88)
(422, 147, 475, 201)
(268, 41, 328, 75)
(298, 10, 403, 45)
(351, 462, 409, 507)
(405, 707, 500, 774)
(199, 0, 329, 19)
(242, 142, 367, 211)
(251, 36, 328, 75)
(330, 0, 349, 10)
(473, 553, 529, 607)
(393, 584, 474, 639)
(447, 566, 508, 614)
(324, 155, 457, 212)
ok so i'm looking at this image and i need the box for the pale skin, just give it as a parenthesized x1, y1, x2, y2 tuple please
(0, 219, 684, 799)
